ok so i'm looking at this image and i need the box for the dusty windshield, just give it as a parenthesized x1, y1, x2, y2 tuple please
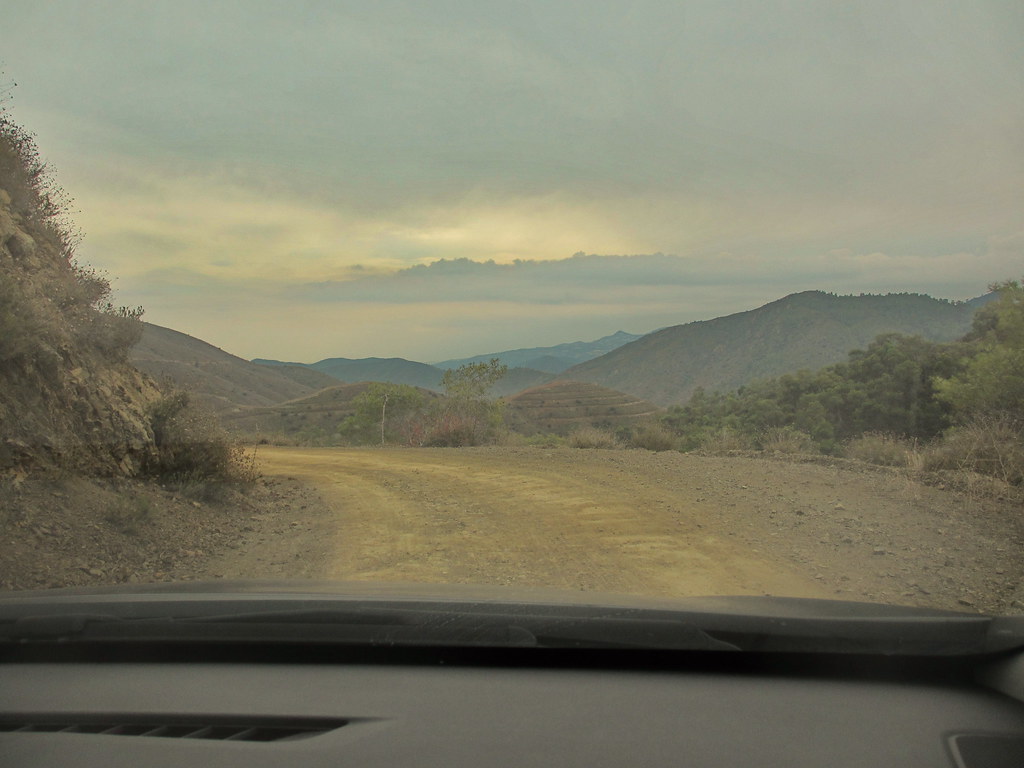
(1, 2, 1021, 616)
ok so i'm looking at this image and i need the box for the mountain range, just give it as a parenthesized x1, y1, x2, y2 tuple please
(135, 290, 991, 421)
(433, 331, 642, 373)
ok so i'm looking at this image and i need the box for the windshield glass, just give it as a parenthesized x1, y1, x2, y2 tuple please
(1, 1, 1021, 620)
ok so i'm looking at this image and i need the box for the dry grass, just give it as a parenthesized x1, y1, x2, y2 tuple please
(627, 422, 678, 452)
(696, 428, 755, 454)
(922, 415, 1024, 486)
(759, 427, 816, 455)
(844, 432, 920, 468)
(568, 426, 620, 449)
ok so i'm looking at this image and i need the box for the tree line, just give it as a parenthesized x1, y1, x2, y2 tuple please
(662, 280, 1023, 464)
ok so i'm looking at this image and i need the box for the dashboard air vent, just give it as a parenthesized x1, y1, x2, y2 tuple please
(0, 715, 348, 742)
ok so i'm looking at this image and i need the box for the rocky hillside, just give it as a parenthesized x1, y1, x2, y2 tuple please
(0, 118, 158, 475)
(563, 291, 985, 406)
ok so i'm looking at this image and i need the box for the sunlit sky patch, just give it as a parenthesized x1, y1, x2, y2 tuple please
(3, 1, 1022, 361)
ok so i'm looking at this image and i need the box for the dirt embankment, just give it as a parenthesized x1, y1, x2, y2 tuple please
(4, 446, 1022, 614)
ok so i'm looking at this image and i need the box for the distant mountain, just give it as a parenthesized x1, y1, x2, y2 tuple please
(253, 356, 556, 396)
(506, 380, 662, 435)
(131, 323, 337, 413)
(434, 330, 642, 373)
(255, 356, 446, 391)
(562, 291, 987, 407)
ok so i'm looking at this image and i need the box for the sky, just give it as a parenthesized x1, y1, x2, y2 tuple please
(2, 1, 1022, 362)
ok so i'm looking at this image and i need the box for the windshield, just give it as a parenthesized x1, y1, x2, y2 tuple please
(1, 1, 1021, 623)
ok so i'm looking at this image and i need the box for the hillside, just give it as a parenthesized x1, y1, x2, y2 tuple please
(505, 380, 662, 435)
(254, 355, 554, 396)
(435, 330, 642, 373)
(489, 367, 555, 397)
(255, 356, 446, 391)
(219, 382, 370, 438)
(563, 291, 984, 406)
(0, 125, 158, 475)
(131, 323, 337, 413)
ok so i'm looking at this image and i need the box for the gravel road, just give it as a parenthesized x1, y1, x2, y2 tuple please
(206, 446, 1024, 613)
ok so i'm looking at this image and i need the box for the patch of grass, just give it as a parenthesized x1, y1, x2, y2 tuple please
(759, 426, 817, 455)
(525, 432, 566, 448)
(104, 493, 152, 535)
(695, 428, 754, 454)
(844, 432, 918, 467)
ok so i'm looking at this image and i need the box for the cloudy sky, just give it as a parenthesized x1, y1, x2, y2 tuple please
(3, 1, 1021, 362)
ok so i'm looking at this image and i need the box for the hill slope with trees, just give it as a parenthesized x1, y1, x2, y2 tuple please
(563, 291, 986, 406)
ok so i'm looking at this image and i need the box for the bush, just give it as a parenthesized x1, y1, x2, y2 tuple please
(104, 493, 152, 535)
(695, 428, 754, 454)
(421, 411, 484, 447)
(76, 303, 145, 361)
(144, 392, 253, 484)
(567, 426, 619, 449)
(844, 432, 918, 467)
(923, 415, 1024, 485)
(628, 422, 678, 452)
(758, 426, 817, 455)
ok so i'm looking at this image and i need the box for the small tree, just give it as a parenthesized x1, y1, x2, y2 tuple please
(427, 359, 508, 446)
(350, 383, 427, 446)
(441, 358, 508, 400)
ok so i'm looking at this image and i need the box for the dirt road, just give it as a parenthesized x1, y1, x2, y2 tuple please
(209, 446, 1024, 612)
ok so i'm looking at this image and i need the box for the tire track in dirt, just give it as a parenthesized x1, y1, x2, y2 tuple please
(255, 446, 831, 599)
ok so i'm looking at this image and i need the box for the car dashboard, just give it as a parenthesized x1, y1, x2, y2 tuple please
(1, 587, 1023, 767)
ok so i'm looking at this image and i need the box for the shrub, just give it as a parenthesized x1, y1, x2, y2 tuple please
(628, 422, 678, 452)
(695, 428, 754, 454)
(567, 426, 619, 449)
(421, 411, 484, 447)
(104, 494, 152, 535)
(759, 426, 817, 455)
(922, 415, 1024, 485)
(844, 432, 918, 467)
(144, 392, 253, 484)
(76, 303, 145, 360)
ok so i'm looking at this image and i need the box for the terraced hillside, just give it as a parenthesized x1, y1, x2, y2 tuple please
(506, 380, 661, 435)
(218, 382, 371, 440)
(220, 382, 441, 443)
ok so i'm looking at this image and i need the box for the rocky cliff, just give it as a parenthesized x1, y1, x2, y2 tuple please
(0, 123, 159, 475)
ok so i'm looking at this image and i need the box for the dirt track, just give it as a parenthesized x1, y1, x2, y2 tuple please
(209, 446, 1024, 612)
